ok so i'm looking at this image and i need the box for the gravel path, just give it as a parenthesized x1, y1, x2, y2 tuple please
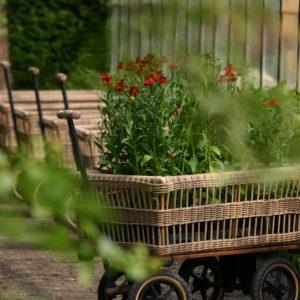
(0, 239, 101, 299)
(0, 237, 249, 299)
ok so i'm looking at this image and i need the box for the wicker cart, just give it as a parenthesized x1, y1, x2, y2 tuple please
(58, 109, 300, 300)
(0, 90, 100, 167)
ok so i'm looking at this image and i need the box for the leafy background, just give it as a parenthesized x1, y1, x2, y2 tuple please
(6, 0, 109, 89)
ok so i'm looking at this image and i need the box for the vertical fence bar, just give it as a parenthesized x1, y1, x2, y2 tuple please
(260, 0, 265, 87)
(244, 0, 248, 65)
(149, 0, 154, 52)
(127, 0, 131, 58)
(212, 0, 217, 54)
(227, 0, 232, 65)
(198, 0, 203, 53)
(160, 0, 165, 55)
(297, 0, 300, 92)
(172, 0, 178, 55)
(277, 0, 283, 84)
(117, 0, 122, 62)
(185, 0, 190, 54)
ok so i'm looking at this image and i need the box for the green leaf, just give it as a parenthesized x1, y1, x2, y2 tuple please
(188, 156, 198, 173)
(211, 146, 221, 156)
(141, 155, 153, 166)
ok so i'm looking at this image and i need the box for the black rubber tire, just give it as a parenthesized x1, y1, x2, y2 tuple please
(128, 270, 192, 300)
(178, 258, 224, 299)
(98, 272, 129, 300)
(251, 257, 300, 300)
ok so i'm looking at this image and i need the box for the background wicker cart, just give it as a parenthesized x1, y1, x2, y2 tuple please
(0, 90, 100, 168)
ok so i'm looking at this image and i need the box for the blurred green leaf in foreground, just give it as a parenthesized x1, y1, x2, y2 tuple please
(0, 150, 161, 284)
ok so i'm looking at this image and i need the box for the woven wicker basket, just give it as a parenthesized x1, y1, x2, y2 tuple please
(0, 90, 100, 159)
(87, 166, 300, 256)
(43, 117, 99, 169)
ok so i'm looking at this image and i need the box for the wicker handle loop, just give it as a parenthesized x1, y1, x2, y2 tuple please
(57, 109, 81, 120)
(57, 72, 67, 82)
(28, 67, 40, 75)
(0, 60, 10, 69)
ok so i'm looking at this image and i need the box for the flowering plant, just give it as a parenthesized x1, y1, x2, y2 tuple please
(98, 53, 300, 175)
(97, 53, 232, 175)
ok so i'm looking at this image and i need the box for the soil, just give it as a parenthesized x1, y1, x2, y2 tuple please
(0, 238, 101, 300)
(0, 236, 250, 300)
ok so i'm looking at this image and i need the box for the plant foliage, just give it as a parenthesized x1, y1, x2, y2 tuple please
(98, 53, 300, 175)
(6, 0, 109, 89)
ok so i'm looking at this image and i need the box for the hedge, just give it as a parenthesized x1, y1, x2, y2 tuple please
(6, 0, 109, 89)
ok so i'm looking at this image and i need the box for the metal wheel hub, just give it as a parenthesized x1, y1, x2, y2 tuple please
(193, 277, 210, 292)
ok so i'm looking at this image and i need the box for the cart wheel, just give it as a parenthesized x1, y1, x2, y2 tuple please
(128, 270, 192, 300)
(178, 258, 224, 299)
(251, 257, 300, 300)
(98, 272, 130, 300)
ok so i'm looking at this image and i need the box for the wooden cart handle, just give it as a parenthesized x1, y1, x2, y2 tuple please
(28, 67, 40, 75)
(0, 60, 10, 69)
(57, 109, 81, 120)
(57, 72, 67, 82)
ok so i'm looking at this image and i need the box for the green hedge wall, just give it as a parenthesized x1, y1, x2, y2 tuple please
(6, 0, 109, 89)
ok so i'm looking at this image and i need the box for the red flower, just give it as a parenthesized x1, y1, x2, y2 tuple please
(154, 72, 168, 84)
(169, 62, 177, 70)
(144, 77, 157, 86)
(159, 76, 168, 84)
(102, 73, 112, 82)
(137, 68, 145, 76)
(144, 72, 168, 86)
(116, 63, 124, 69)
(224, 64, 238, 82)
(263, 99, 280, 108)
(135, 58, 146, 68)
(115, 80, 127, 92)
(127, 63, 137, 72)
(129, 86, 139, 97)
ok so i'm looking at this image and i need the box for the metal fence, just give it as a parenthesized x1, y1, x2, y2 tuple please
(109, 0, 300, 90)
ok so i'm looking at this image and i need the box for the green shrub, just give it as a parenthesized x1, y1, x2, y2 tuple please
(6, 0, 109, 89)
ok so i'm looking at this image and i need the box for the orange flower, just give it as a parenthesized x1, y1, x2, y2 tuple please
(169, 62, 177, 70)
(116, 63, 124, 69)
(263, 99, 280, 108)
(224, 64, 238, 82)
(135, 58, 146, 68)
(218, 64, 238, 84)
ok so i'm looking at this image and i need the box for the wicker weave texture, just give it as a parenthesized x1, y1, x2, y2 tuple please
(0, 90, 100, 168)
(88, 166, 300, 256)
